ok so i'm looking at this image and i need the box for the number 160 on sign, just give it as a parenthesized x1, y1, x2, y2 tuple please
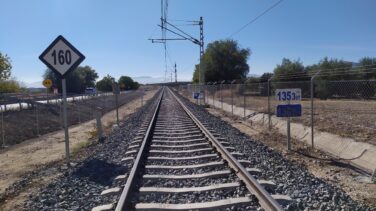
(275, 89, 301, 101)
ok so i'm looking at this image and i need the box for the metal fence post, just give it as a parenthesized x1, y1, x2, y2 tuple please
(204, 84, 209, 104)
(212, 85, 215, 106)
(267, 78, 272, 130)
(141, 90, 144, 106)
(212, 82, 217, 106)
(95, 107, 104, 142)
(1, 106, 4, 147)
(35, 104, 40, 136)
(310, 70, 321, 149)
(115, 94, 119, 125)
(77, 103, 81, 123)
(220, 81, 225, 109)
(231, 83, 234, 116)
(243, 87, 246, 119)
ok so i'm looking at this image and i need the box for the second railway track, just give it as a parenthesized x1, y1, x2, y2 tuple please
(99, 87, 291, 211)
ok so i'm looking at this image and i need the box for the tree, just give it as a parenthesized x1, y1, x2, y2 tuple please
(245, 76, 260, 84)
(79, 66, 99, 87)
(0, 79, 21, 93)
(306, 57, 353, 99)
(306, 57, 352, 81)
(193, 39, 250, 83)
(96, 75, 114, 92)
(192, 64, 200, 83)
(118, 76, 139, 90)
(273, 58, 308, 81)
(133, 81, 140, 90)
(0, 52, 12, 80)
(272, 58, 309, 97)
(358, 57, 376, 79)
(43, 66, 98, 93)
(260, 72, 273, 82)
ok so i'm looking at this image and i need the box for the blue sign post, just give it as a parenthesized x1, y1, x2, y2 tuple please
(275, 89, 302, 151)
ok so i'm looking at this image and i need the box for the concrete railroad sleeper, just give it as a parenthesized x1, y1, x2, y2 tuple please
(93, 87, 290, 211)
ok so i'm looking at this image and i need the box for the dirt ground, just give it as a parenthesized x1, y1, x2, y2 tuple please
(0, 90, 157, 210)
(206, 107, 376, 210)
(192, 87, 376, 145)
(0, 91, 143, 146)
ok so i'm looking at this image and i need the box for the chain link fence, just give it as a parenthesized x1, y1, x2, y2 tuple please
(179, 74, 376, 146)
(0, 91, 145, 147)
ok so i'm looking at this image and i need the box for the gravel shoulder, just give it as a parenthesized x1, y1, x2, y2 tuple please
(205, 103, 376, 210)
(0, 90, 157, 210)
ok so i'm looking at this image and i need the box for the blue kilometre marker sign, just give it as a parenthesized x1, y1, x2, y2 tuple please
(275, 88, 302, 117)
(276, 104, 302, 117)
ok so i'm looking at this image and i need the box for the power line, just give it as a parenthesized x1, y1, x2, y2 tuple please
(228, 0, 284, 38)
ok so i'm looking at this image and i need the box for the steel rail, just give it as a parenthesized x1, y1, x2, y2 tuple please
(115, 89, 164, 211)
(168, 88, 283, 211)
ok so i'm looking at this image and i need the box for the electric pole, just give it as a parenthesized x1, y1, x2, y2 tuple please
(149, 1, 204, 94)
(199, 17, 204, 104)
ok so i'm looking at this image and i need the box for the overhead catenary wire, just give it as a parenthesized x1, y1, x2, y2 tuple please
(166, 45, 175, 69)
(165, 20, 200, 44)
(228, 0, 284, 38)
(169, 19, 200, 23)
(150, 1, 204, 85)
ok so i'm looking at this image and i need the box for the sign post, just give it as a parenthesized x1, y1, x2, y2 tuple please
(275, 88, 302, 150)
(43, 79, 52, 104)
(39, 35, 85, 166)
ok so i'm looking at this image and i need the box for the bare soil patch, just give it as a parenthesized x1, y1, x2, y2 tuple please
(204, 89, 376, 145)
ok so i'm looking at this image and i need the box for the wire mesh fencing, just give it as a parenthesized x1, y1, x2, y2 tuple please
(312, 79, 376, 144)
(0, 91, 144, 147)
(178, 75, 376, 146)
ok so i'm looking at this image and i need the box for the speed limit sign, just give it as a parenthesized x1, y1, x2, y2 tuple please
(39, 35, 85, 167)
(39, 35, 85, 77)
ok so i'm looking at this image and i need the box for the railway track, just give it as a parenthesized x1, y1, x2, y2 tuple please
(95, 87, 291, 211)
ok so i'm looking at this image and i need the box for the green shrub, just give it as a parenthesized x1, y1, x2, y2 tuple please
(0, 79, 21, 93)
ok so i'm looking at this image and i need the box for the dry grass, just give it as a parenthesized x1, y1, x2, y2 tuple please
(87, 129, 97, 139)
(71, 140, 91, 155)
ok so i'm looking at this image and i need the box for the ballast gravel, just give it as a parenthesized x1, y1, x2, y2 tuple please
(135, 185, 251, 204)
(22, 90, 161, 211)
(141, 175, 240, 188)
(146, 156, 221, 166)
(175, 90, 372, 211)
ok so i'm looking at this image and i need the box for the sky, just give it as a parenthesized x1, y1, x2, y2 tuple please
(1, 0, 376, 86)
